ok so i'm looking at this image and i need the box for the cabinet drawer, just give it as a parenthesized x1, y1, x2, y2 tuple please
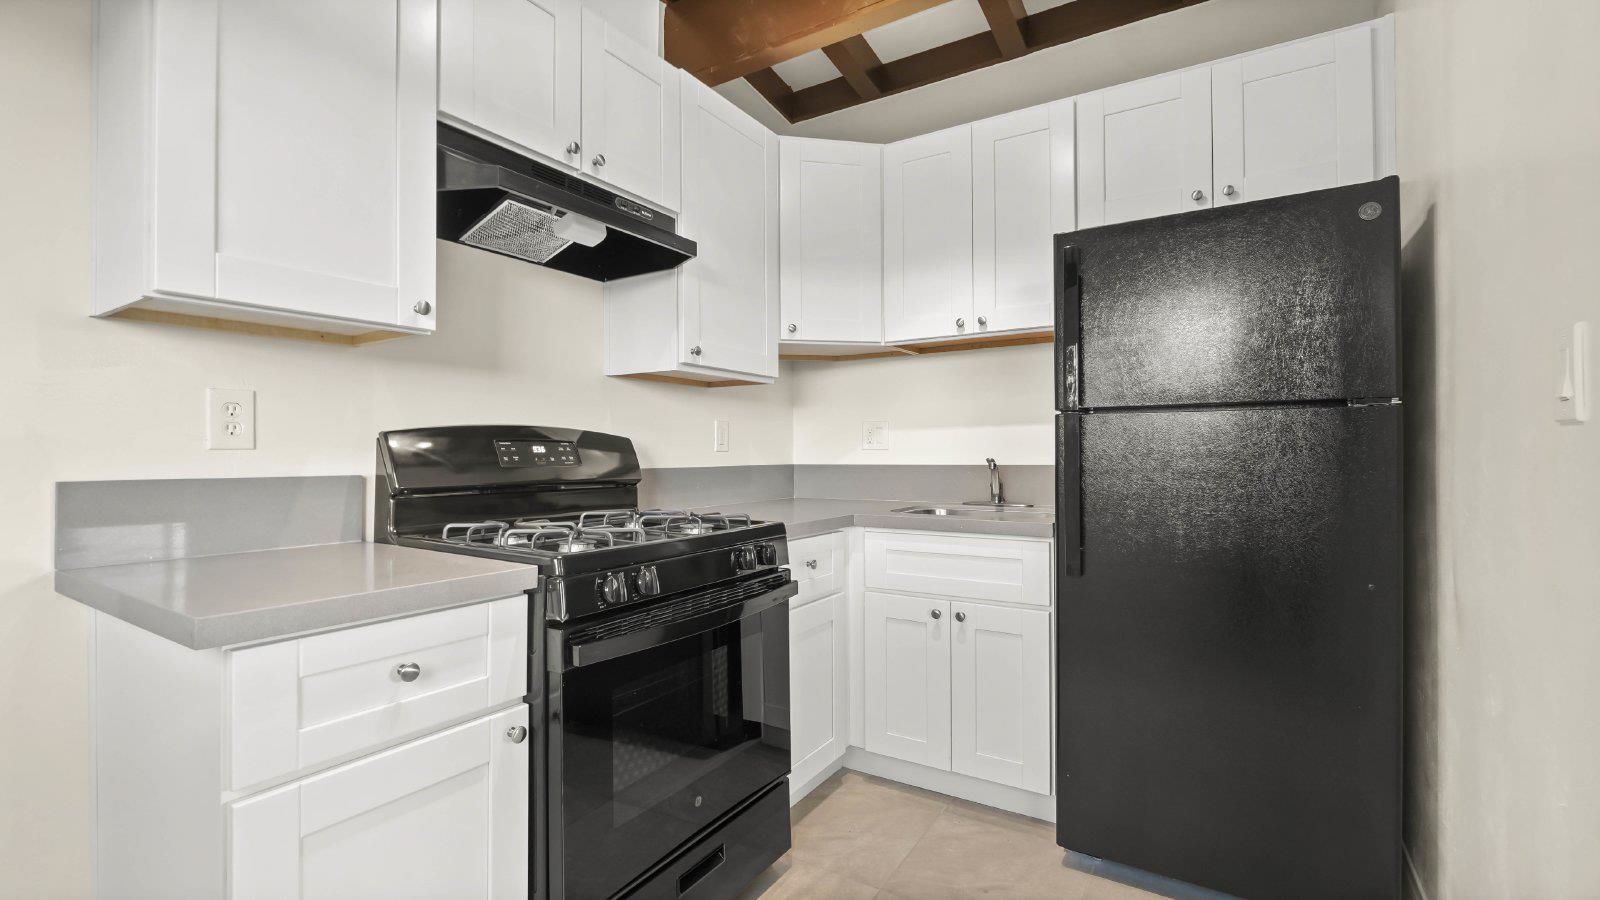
(865, 532, 1050, 606)
(227, 596, 527, 790)
(785, 532, 845, 607)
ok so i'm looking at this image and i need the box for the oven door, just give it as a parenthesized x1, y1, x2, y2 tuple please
(548, 574, 796, 900)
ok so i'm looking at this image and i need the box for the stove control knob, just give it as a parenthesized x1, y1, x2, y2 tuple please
(755, 543, 778, 567)
(636, 565, 661, 597)
(731, 546, 757, 573)
(601, 572, 628, 605)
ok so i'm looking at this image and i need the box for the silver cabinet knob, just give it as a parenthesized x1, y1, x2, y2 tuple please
(1191, 189, 1206, 202)
(504, 725, 528, 744)
(787, 323, 798, 334)
(930, 609, 942, 620)
(689, 345, 702, 356)
(413, 299, 432, 316)
(804, 559, 818, 569)
(955, 317, 965, 328)
(954, 611, 966, 623)
(566, 140, 581, 156)
(1222, 184, 1236, 197)
(394, 662, 421, 683)
(977, 316, 987, 327)
(592, 153, 606, 168)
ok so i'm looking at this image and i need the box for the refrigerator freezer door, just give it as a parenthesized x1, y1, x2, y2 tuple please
(1055, 403, 1401, 900)
(1055, 176, 1400, 411)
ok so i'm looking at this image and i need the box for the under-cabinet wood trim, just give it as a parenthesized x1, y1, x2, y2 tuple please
(106, 307, 412, 347)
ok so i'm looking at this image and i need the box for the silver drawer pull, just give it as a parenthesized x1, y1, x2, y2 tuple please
(505, 725, 528, 744)
(804, 559, 818, 570)
(393, 662, 421, 683)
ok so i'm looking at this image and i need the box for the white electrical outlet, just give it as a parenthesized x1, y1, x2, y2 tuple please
(207, 388, 256, 449)
(862, 420, 890, 451)
(713, 419, 731, 452)
(1557, 321, 1591, 424)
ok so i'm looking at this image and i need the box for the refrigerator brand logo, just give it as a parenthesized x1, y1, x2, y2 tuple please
(1358, 201, 1383, 221)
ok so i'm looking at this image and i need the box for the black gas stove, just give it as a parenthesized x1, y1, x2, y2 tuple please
(376, 425, 794, 900)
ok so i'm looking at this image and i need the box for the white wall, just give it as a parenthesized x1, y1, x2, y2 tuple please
(0, 3, 791, 895)
(1389, 0, 1600, 897)
(789, 344, 1055, 464)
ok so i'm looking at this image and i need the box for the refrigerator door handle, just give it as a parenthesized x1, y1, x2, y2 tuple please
(1055, 241, 1082, 410)
(1059, 414, 1084, 577)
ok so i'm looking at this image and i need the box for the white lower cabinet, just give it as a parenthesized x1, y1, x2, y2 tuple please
(950, 602, 1052, 793)
(230, 705, 529, 899)
(789, 591, 849, 793)
(864, 592, 953, 770)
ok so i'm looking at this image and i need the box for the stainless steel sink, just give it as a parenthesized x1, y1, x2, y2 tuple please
(892, 505, 1054, 521)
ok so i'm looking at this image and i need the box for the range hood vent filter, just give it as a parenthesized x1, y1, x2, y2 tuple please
(461, 198, 571, 264)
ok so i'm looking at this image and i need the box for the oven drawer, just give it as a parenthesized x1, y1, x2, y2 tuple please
(621, 779, 791, 900)
(226, 596, 527, 790)
(785, 531, 845, 608)
(865, 531, 1052, 606)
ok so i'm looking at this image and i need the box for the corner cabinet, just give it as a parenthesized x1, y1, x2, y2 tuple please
(93, 0, 439, 340)
(230, 706, 529, 899)
(779, 138, 884, 347)
(605, 72, 779, 385)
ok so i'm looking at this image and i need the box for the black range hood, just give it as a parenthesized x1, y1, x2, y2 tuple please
(437, 123, 696, 281)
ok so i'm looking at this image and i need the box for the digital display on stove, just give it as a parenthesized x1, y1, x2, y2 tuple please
(495, 440, 580, 468)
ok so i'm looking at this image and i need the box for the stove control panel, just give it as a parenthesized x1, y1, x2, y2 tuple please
(495, 440, 580, 468)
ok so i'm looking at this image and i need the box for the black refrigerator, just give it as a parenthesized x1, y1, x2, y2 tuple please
(1053, 177, 1402, 900)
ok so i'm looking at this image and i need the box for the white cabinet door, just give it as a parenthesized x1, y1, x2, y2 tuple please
(864, 592, 951, 770)
(950, 603, 1051, 794)
(581, 7, 672, 207)
(1076, 68, 1212, 228)
(790, 592, 849, 793)
(439, 0, 581, 167)
(185, 0, 438, 330)
(678, 76, 779, 378)
(972, 100, 1074, 334)
(883, 125, 973, 343)
(230, 706, 529, 900)
(1212, 27, 1377, 206)
(780, 138, 883, 344)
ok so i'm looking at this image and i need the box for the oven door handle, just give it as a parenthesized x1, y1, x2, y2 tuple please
(561, 580, 797, 670)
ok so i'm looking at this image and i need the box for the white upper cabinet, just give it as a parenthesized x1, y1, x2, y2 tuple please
(1076, 68, 1213, 228)
(1212, 25, 1380, 206)
(883, 125, 974, 343)
(603, 72, 777, 384)
(581, 8, 676, 207)
(439, 0, 582, 167)
(780, 138, 884, 345)
(93, 0, 438, 337)
(971, 100, 1075, 335)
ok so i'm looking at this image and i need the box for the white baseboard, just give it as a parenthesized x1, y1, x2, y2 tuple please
(790, 754, 848, 805)
(838, 747, 1055, 822)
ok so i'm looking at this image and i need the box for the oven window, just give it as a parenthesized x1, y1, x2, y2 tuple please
(558, 608, 789, 899)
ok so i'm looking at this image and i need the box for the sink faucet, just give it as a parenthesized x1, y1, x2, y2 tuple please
(986, 458, 1004, 505)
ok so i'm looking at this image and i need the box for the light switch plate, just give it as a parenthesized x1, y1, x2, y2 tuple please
(713, 419, 730, 452)
(1556, 322, 1590, 424)
(862, 420, 890, 451)
(206, 388, 256, 449)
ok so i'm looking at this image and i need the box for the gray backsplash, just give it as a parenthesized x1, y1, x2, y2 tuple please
(56, 476, 365, 570)
(638, 464, 1054, 509)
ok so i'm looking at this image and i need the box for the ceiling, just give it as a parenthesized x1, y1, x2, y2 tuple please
(675, 0, 1387, 144)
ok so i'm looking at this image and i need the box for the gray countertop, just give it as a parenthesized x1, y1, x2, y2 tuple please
(55, 542, 538, 650)
(699, 498, 1055, 540)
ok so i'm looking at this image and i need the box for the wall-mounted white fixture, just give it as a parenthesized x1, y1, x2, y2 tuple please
(206, 388, 256, 450)
(713, 419, 730, 452)
(862, 420, 890, 451)
(1557, 321, 1590, 424)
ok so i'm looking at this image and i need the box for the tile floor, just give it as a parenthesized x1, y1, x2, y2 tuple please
(738, 771, 1171, 900)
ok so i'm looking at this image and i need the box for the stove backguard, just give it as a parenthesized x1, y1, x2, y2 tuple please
(376, 425, 642, 541)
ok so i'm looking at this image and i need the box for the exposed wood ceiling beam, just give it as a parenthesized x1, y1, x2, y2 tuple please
(666, 0, 956, 87)
(976, 0, 1029, 59)
(744, 67, 796, 120)
(822, 35, 885, 100)
(783, 0, 1211, 123)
